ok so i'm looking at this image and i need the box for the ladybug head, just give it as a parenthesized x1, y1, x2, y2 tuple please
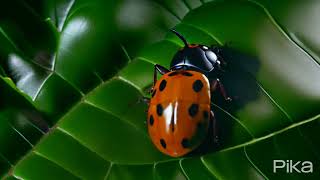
(169, 29, 223, 73)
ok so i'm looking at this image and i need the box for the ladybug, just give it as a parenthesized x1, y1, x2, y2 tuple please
(146, 29, 231, 157)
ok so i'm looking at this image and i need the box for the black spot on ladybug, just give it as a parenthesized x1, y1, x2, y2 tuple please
(188, 104, 199, 117)
(149, 115, 154, 126)
(157, 104, 163, 116)
(181, 71, 193, 76)
(168, 71, 179, 76)
(151, 89, 156, 98)
(160, 139, 166, 149)
(193, 80, 203, 92)
(203, 111, 209, 119)
(159, 80, 167, 91)
(181, 138, 190, 148)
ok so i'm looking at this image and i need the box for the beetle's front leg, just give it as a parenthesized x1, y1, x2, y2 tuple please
(210, 78, 232, 102)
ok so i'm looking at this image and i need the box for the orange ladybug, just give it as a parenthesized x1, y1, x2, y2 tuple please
(146, 30, 231, 157)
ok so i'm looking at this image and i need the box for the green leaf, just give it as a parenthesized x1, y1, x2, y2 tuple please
(1, 0, 320, 179)
(0, 77, 48, 178)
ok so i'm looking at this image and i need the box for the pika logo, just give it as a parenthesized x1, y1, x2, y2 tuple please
(273, 160, 313, 173)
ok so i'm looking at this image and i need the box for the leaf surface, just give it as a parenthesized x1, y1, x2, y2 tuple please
(0, 0, 320, 179)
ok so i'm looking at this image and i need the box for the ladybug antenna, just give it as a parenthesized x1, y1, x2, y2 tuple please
(170, 29, 188, 47)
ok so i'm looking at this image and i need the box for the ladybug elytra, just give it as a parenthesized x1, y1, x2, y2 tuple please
(145, 29, 231, 157)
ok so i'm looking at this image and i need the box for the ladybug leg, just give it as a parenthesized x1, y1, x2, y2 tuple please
(139, 97, 150, 116)
(139, 97, 150, 105)
(153, 64, 170, 86)
(210, 78, 232, 102)
(210, 79, 218, 92)
(210, 110, 219, 145)
(131, 97, 149, 109)
(139, 97, 150, 124)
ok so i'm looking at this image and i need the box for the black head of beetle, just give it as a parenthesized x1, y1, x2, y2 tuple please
(169, 29, 224, 74)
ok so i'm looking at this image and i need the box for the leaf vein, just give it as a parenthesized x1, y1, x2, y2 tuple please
(9, 123, 33, 147)
(200, 157, 221, 179)
(179, 159, 190, 180)
(221, 113, 320, 152)
(243, 146, 269, 180)
(154, 1, 182, 21)
(248, 0, 320, 68)
(57, 127, 111, 163)
(211, 103, 255, 138)
(103, 162, 113, 180)
(83, 101, 148, 138)
(34, 151, 82, 179)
